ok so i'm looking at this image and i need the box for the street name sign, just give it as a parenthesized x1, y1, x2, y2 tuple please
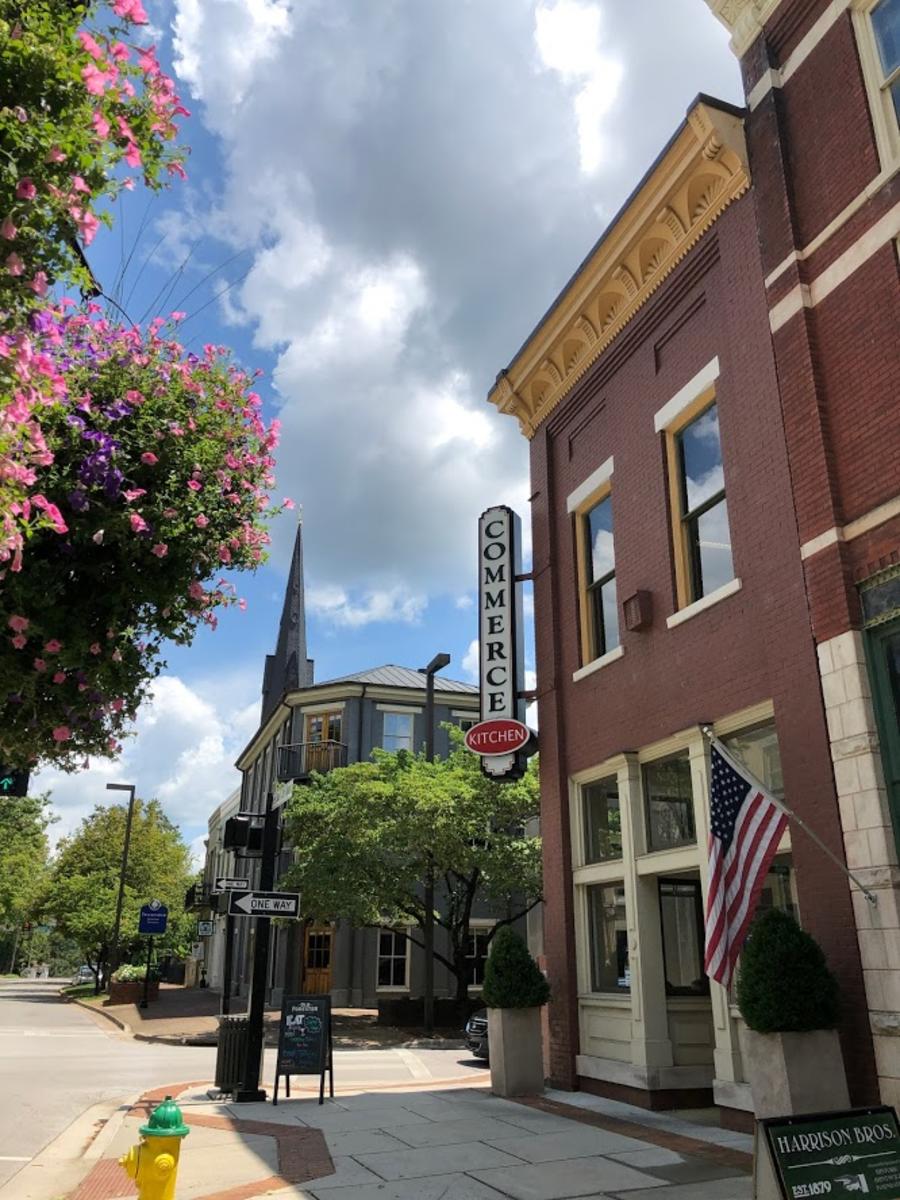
(762, 1106, 900, 1198)
(138, 900, 168, 935)
(213, 876, 250, 894)
(228, 890, 300, 918)
(465, 718, 531, 756)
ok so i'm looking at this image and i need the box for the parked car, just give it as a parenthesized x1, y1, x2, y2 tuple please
(72, 965, 94, 984)
(465, 1009, 489, 1060)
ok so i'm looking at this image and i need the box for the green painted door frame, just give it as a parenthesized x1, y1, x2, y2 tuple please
(865, 616, 900, 856)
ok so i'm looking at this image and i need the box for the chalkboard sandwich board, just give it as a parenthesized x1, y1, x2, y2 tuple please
(762, 1106, 900, 1199)
(273, 994, 334, 1105)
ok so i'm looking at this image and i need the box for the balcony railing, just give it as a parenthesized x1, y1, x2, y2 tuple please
(276, 740, 347, 782)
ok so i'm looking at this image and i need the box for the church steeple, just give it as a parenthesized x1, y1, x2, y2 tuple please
(261, 514, 314, 721)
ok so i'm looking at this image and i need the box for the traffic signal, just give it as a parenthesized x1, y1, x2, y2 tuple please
(0, 766, 29, 797)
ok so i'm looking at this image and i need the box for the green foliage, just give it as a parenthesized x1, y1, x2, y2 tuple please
(482, 925, 550, 1009)
(282, 727, 542, 1000)
(44, 797, 193, 980)
(0, 794, 51, 933)
(736, 908, 841, 1033)
(111, 962, 146, 982)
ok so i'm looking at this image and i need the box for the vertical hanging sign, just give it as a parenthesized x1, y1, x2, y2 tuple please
(478, 505, 528, 780)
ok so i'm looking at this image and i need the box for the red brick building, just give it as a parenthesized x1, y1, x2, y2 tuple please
(486, 0, 899, 1124)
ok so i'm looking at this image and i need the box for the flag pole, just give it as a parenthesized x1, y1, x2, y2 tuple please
(700, 725, 878, 907)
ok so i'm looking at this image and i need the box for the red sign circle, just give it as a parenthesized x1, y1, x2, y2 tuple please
(464, 719, 531, 756)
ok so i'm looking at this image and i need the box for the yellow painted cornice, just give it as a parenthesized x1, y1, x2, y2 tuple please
(703, 0, 786, 56)
(487, 99, 750, 439)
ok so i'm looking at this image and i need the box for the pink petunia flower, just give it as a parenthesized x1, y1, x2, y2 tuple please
(123, 488, 146, 502)
(8, 615, 29, 633)
(113, 0, 149, 22)
(1, 216, 17, 239)
(124, 142, 142, 168)
(141, 452, 158, 465)
(71, 175, 91, 194)
(15, 178, 36, 200)
(218, 546, 232, 563)
(53, 671, 66, 684)
(194, 514, 209, 528)
(129, 512, 148, 533)
(52, 726, 71, 742)
(92, 112, 110, 139)
(44, 639, 62, 653)
(186, 479, 201, 491)
(33, 658, 46, 672)
(11, 634, 26, 650)
(6, 252, 24, 276)
(29, 271, 48, 296)
(151, 543, 168, 557)
(77, 30, 103, 59)
(111, 697, 125, 712)
(45, 146, 67, 163)
(81, 63, 108, 95)
(188, 581, 204, 601)
(89, 642, 101, 655)
(170, 311, 186, 321)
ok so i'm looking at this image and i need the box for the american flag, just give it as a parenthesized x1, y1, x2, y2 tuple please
(704, 740, 788, 988)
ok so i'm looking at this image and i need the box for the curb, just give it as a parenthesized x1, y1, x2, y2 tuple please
(61, 992, 132, 1037)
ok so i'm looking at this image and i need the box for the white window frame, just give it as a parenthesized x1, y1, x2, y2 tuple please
(382, 709, 415, 752)
(852, 0, 900, 170)
(466, 920, 495, 990)
(375, 926, 411, 992)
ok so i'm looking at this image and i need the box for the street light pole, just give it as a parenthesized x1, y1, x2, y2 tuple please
(107, 782, 136, 977)
(420, 652, 450, 1037)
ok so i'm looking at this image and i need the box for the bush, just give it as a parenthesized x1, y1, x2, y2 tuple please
(482, 926, 550, 1010)
(736, 908, 840, 1033)
(111, 963, 147, 983)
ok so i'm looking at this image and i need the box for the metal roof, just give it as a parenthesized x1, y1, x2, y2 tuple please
(317, 664, 479, 693)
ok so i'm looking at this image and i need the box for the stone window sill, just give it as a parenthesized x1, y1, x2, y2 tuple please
(666, 577, 742, 629)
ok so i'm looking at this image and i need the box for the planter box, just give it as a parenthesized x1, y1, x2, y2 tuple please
(488, 1006, 544, 1098)
(105, 979, 159, 1006)
(738, 1026, 849, 1119)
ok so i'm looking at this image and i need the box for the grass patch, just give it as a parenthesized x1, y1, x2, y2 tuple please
(63, 983, 105, 1002)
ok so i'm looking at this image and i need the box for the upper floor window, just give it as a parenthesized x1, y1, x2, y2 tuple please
(584, 494, 619, 659)
(383, 711, 414, 752)
(854, 0, 900, 167)
(306, 711, 342, 743)
(673, 402, 734, 605)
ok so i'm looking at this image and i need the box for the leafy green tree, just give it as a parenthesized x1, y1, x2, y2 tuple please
(44, 797, 193, 990)
(282, 728, 542, 1003)
(0, 793, 51, 971)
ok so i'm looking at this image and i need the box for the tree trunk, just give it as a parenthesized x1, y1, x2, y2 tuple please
(7, 925, 20, 974)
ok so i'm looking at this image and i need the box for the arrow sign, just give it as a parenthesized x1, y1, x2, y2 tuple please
(214, 876, 250, 894)
(228, 891, 300, 918)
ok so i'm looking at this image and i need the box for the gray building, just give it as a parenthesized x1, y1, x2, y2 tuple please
(202, 520, 492, 1009)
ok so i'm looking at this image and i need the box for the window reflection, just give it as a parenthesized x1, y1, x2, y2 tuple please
(587, 884, 629, 992)
(676, 402, 735, 601)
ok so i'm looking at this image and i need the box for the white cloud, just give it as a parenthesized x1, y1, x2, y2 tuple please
(307, 584, 427, 628)
(33, 674, 259, 850)
(455, 595, 474, 611)
(173, 0, 292, 110)
(534, 1, 624, 173)
(462, 637, 479, 681)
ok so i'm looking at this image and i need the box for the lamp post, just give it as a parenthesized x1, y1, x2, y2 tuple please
(420, 652, 450, 1036)
(107, 782, 136, 977)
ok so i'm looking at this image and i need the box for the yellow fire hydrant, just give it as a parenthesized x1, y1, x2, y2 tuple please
(119, 1096, 190, 1200)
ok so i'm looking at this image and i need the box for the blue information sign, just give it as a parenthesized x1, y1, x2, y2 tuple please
(138, 901, 168, 935)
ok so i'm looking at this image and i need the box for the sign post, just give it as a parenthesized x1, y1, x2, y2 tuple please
(137, 900, 167, 1010)
(273, 995, 334, 1106)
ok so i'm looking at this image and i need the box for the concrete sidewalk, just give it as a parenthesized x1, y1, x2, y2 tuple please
(67, 986, 464, 1049)
(63, 1079, 753, 1200)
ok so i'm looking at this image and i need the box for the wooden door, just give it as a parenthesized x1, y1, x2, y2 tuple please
(305, 712, 343, 773)
(303, 925, 333, 994)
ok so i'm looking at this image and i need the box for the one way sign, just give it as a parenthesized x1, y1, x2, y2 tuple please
(228, 890, 300, 918)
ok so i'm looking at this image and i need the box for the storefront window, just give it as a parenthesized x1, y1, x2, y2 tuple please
(659, 878, 708, 995)
(587, 884, 629, 993)
(722, 721, 783, 797)
(582, 776, 622, 862)
(644, 753, 696, 851)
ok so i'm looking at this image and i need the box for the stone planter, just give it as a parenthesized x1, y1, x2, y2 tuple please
(488, 1006, 544, 1098)
(105, 979, 159, 1006)
(738, 1026, 849, 1119)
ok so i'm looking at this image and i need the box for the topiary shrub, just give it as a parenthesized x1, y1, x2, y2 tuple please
(736, 908, 840, 1033)
(482, 926, 551, 1009)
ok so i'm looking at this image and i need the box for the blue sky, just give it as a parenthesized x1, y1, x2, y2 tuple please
(35, 0, 742, 862)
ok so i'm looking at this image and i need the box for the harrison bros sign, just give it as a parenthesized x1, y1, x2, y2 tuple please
(477, 505, 530, 780)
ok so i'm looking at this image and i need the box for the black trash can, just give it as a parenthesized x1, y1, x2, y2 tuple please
(215, 1015, 251, 1093)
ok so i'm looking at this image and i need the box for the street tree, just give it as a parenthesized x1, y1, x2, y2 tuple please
(44, 797, 193, 990)
(0, 793, 51, 971)
(281, 728, 542, 1003)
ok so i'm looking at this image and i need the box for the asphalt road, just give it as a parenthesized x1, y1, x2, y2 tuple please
(0, 978, 217, 1189)
(0, 979, 487, 1190)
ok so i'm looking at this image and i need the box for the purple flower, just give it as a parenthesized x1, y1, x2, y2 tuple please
(68, 488, 89, 512)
